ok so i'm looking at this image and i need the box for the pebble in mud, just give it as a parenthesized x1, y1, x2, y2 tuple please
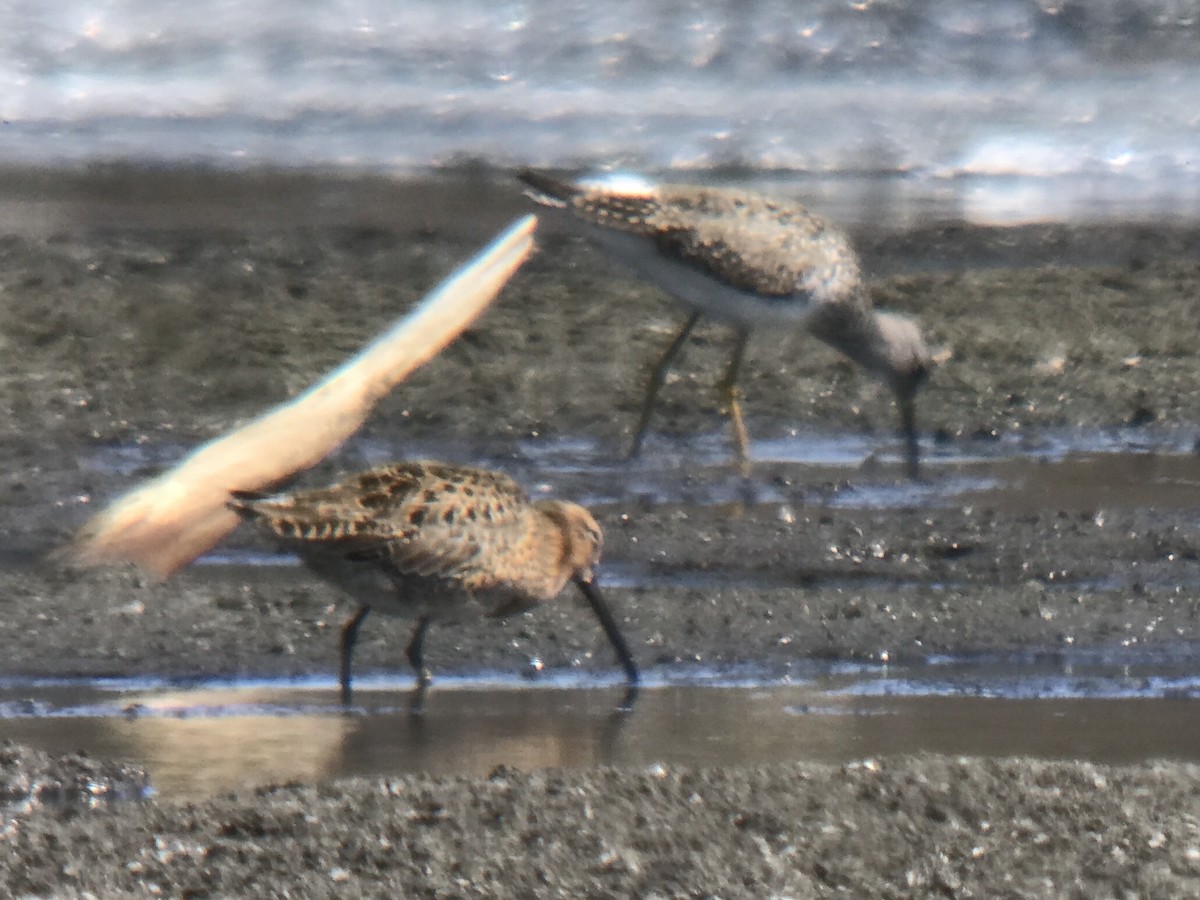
(0, 742, 150, 813)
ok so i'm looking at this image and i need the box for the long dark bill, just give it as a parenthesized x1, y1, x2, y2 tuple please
(900, 394, 921, 480)
(575, 577, 640, 686)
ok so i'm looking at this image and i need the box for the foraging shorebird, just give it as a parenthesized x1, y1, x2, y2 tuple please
(228, 461, 639, 705)
(518, 169, 931, 477)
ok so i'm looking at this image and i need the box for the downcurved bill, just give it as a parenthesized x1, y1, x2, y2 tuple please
(66, 215, 538, 578)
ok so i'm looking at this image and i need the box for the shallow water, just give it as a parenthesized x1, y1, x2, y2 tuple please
(97, 425, 1200, 515)
(187, 429, 1200, 598)
(7, 434, 1200, 800)
(2, 655, 1198, 801)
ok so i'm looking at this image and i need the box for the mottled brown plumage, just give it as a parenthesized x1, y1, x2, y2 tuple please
(530, 175, 862, 301)
(519, 169, 930, 477)
(229, 461, 639, 703)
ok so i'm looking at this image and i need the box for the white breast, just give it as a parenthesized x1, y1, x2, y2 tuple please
(567, 219, 819, 329)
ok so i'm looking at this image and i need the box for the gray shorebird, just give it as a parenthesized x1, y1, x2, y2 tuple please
(228, 461, 639, 705)
(518, 169, 931, 478)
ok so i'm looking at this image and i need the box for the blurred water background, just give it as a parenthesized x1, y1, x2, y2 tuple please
(3, 0, 1200, 226)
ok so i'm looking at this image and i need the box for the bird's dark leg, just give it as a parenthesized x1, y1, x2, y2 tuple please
(405, 615, 434, 713)
(340, 604, 371, 706)
(716, 330, 752, 475)
(629, 311, 701, 459)
(405, 615, 434, 688)
(900, 394, 921, 481)
(575, 577, 640, 703)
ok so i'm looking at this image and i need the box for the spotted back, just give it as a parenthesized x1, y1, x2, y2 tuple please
(351, 462, 535, 581)
(230, 461, 540, 587)
(557, 183, 864, 303)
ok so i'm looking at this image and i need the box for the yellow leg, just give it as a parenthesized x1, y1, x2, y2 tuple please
(717, 332, 752, 475)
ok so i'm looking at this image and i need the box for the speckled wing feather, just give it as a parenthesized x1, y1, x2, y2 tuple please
(228, 486, 382, 548)
(235, 461, 534, 587)
(238, 460, 525, 580)
(583, 186, 864, 302)
(351, 462, 531, 583)
(519, 170, 866, 307)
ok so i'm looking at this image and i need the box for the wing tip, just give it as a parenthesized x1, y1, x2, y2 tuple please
(227, 489, 270, 517)
(516, 168, 577, 207)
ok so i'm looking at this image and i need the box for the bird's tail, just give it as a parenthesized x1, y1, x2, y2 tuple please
(515, 168, 579, 207)
(227, 489, 270, 518)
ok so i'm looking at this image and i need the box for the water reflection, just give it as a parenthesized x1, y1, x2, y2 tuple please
(2, 669, 1197, 801)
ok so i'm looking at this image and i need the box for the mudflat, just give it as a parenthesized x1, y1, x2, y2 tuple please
(1, 168, 1198, 896)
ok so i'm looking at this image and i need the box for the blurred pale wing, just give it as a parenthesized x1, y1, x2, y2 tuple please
(67, 215, 538, 578)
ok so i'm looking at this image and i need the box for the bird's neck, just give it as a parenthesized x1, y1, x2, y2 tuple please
(809, 303, 892, 381)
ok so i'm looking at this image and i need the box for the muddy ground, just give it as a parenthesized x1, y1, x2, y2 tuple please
(1, 168, 1199, 896)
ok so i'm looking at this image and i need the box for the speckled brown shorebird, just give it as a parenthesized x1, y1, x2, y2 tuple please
(518, 169, 931, 478)
(228, 461, 639, 704)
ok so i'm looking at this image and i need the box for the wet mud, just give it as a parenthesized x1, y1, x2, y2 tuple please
(4, 755, 1200, 897)
(1, 168, 1199, 896)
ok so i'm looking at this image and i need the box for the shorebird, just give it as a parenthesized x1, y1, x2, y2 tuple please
(518, 169, 931, 478)
(228, 460, 639, 705)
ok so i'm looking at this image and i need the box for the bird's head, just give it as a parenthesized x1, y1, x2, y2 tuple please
(538, 500, 604, 586)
